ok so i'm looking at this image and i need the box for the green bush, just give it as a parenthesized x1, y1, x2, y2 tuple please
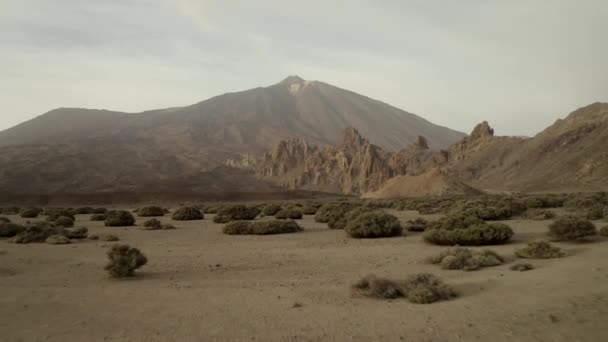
(275, 209, 303, 220)
(90, 214, 106, 221)
(214, 205, 260, 223)
(13, 222, 65, 244)
(510, 263, 534, 271)
(104, 210, 136, 227)
(104, 244, 148, 278)
(171, 207, 204, 221)
(19, 207, 41, 218)
(54, 216, 75, 228)
(515, 241, 564, 259)
(345, 211, 403, 238)
(405, 218, 429, 232)
(302, 203, 321, 215)
(548, 216, 596, 241)
(137, 206, 165, 217)
(586, 206, 606, 220)
(430, 213, 484, 231)
(46, 235, 70, 245)
(314, 202, 357, 223)
(65, 227, 88, 239)
(0, 222, 24, 238)
(331, 207, 374, 230)
(223, 220, 302, 235)
(142, 218, 162, 230)
(353, 274, 457, 304)
(524, 208, 556, 220)
(262, 204, 283, 216)
(423, 223, 513, 246)
(45, 209, 75, 221)
(427, 247, 504, 271)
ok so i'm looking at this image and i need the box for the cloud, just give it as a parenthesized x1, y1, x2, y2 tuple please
(0, 0, 606, 135)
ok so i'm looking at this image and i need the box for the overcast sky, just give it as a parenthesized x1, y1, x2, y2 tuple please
(1, 0, 606, 136)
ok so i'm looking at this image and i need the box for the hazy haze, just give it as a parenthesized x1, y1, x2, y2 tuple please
(1, 0, 606, 135)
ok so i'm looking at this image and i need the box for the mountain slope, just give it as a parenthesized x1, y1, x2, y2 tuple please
(0, 76, 465, 196)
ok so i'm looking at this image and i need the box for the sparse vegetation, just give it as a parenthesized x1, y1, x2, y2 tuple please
(137, 206, 165, 217)
(214, 205, 260, 223)
(353, 273, 457, 304)
(548, 216, 596, 241)
(423, 221, 513, 246)
(104, 244, 148, 278)
(524, 208, 556, 220)
(262, 204, 282, 216)
(585, 205, 606, 220)
(142, 218, 163, 230)
(345, 211, 402, 238)
(510, 263, 534, 271)
(302, 203, 321, 215)
(72, 207, 95, 215)
(223, 220, 302, 235)
(314, 202, 357, 224)
(13, 222, 64, 244)
(46, 235, 70, 245)
(405, 218, 429, 232)
(19, 207, 41, 218)
(331, 207, 374, 230)
(65, 227, 88, 239)
(427, 247, 504, 271)
(53, 216, 75, 228)
(275, 209, 303, 220)
(172, 207, 204, 221)
(0, 222, 24, 238)
(45, 209, 75, 221)
(89, 234, 119, 241)
(515, 241, 564, 259)
(104, 210, 136, 227)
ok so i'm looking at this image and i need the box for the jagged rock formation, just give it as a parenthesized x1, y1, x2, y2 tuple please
(258, 102, 608, 196)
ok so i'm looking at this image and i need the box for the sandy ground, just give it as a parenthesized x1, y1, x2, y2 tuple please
(1, 209, 607, 342)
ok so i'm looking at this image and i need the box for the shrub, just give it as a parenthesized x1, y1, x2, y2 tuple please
(262, 204, 283, 216)
(427, 247, 504, 271)
(405, 218, 428, 232)
(142, 218, 162, 230)
(46, 235, 70, 245)
(353, 274, 457, 304)
(468, 206, 513, 221)
(203, 206, 219, 214)
(45, 209, 75, 221)
(214, 205, 260, 223)
(93, 208, 108, 214)
(0, 216, 11, 223)
(332, 207, 374, 230)
(171, 207, 204, 221)
(19, 207, 41, 218)
(515, 241, 564, 259)
(65, 227, 88, 239)
(600, 226, 608, 237)
(89, 234, 119, 241)
(275, 209, 303, 220)
(13, 223, 64, 244)
(525, 196, 564, 209)
(73, 207, 95, 215)
(510, 263, 534, 271)
(430, 213, 484, 230)
(524, 209, 556, 220)
(586, 206, 606, 220)
(137, 206, 165, 217)
(90, 214, 106, 221)
(54, 216, 75, 228)
(0, 222, 24, 238)
(423, 223, 514, 246)
(345, 211, 403, 238)
(314, 202, 357, 223)
(223, 220, 302, 235)
(302, 204, 321, 215)
(104, 244, 148, 278)
(548, 216, 596, 241)
(104, 210, 136, 227)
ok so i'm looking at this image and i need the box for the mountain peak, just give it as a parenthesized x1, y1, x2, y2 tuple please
(279, 75, 305, 85)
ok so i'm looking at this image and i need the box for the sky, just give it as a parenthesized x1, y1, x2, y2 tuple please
(1, 0, 607, 136)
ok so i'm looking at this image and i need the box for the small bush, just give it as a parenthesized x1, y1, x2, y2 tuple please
(142, 218, 162, 230)
(90, 214, 106, 221)
(46, 235, 70, 245)
(0, 222, 24, 238)
(548, 216, 596, 241)
(600, 226, 608, 237)
(586, 206, 606, 220)
(302, 204, 320, 215)
(524, 209, 556, 220)
(203, 206, 219, 214)
(65, 227, 88, 239)
(45, 209, 75, 221)
(405, 218, 428, 232)
(427, 247, 504, 271)
(138, 206, 165, 217)
(314, 203, 357, 224)
(510, 263, 534, 271)
(172, 207, 204, 221)
(353, 274, 457, 304)
(345, 211, 402, 238)
(0, 216, 10, 223)
(423, 223, 513, 246)
(54, 216, 75, 228)
(214, 205, 260, 223)
(89, 234, 119, 241)
(19, 207, 41, 218)
(262, 204, 283, 216)
(430, 213, 484, 231)
(223, 220, 302, 235)
(331, 207, 374, 230)
(105, 210, 136, 227)
(104, 244, 148, 278)
(13, 223, 64, 244)
(515, 241, 564, 259)
(275, 209, 303, 220)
